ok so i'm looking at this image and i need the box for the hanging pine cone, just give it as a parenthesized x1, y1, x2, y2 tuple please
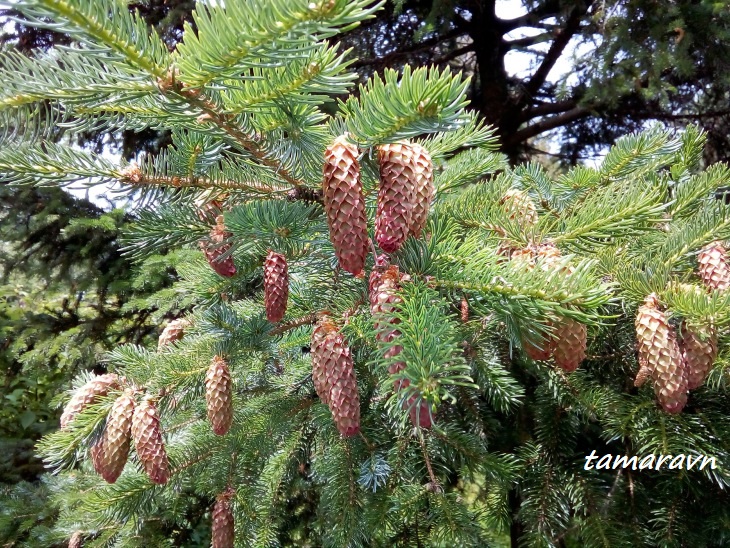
(552, 318, 588, 372)
(310, 321, 331, 405)
(523, 331, 555, 361)
(212, 488, 235, 548)
(376, 142, 417, 253)
(500, 188, 538, 228)
(680, 322, 717, 390)
(635, 294, 688, 413)
(195, 193, 228, 222)
(91, 390, 135, 483)
(131, 397, 170, 484)
(311, 318, 360, 437)
(323, 135, 369, 277)
(200, 215, 236, 278)
(68, 532, 82, 548)
(206, 356, 234, 436)
(698, 241, 730, 291)
(60, 373, 119, 429)
(264, 250, 289, 323)
(408, 143, 434, 239)
(461, 295, 469, 323)
(158, 318, 191, 350)
(407, 396, 433, 429)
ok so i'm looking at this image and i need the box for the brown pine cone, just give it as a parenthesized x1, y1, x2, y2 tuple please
(68, 532, 83, 548)
(60, 374, 119, 429)
(92, 390, 135, 483)
(200, 215, 236, 278)
(407, 396, 433, 429)
(635, 294, 688, 413)
(552, 318, 587, 372)
(264, 250, 289, 323)
(212, 488, 235, 548)
(680, 322, 717, 390)
(408, 143, 434, 239)
(158, 318, 192, 350)
(376, 143, 417, 253)
(523, 332, 555, 361)
(323, 135, 369, 277)
(311, 322, 331, 405)
(698, 241, 730, 291)
(312, 318, 360, 437)
(206, 356, 234, 436)
(131, 398, 170, 484)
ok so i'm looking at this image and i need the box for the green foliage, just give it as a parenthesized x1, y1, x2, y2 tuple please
(2, 1, 730, 547)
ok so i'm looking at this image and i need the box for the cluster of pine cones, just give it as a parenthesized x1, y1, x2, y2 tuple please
(635, 241, 727, 413)
(498, 189, 589, 373)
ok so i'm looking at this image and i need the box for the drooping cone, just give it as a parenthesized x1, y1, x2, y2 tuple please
(195, 193, 228, 222)
(523, 331, 555, 361)
(680, 322, 717, 390)
(60, 373, 119, 429)
(376, 143, 417, 253)
(698, 241, 730, 291)
(500, 189, 538, 228)
(158, 318, 191, 350)
(323, 135, 369, 276)
(312, 318, 360, 436)
(131, 397, 170, 484)
(200, 216, 237, 278)
(407, 396, 433, 429)
(205, 356, 234, 436)
(92, 390, 135, 483)
(461, 296, 469, 323)
(212, 488, 235, 548)
(635, 294, 688, 413)
(264, 250, 289, 323)
(311, 322, 331, 405)
(552, 318, 587, 372)
(408, 143, 434, 238)
(68, 532, 82, 548)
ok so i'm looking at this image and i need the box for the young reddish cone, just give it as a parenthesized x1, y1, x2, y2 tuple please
(264, 250, 289, 323)
(131, 397, 170, 484)
(200, 216, 237, 278)
(323, 136, 369, 276)
(60, 374, 119, 429)
(212, 488, 235, 548)
(376, 143, 417, 253)
(68, 532, 82, 548)
(408, 143, 434, 238)
(552, 319, 588, 373)
(635, 294, 688, 413)
(205, 356, 234, 436)
(680, 322, 717, 390)
(312, 318, 360, 436)
(158, 318, 191, 350)
(311, 322, 331, 405)
(698, 241, 730, 291)
(92, 390, 135, 483)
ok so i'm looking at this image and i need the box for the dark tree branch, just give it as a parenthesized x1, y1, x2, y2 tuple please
(499, 0, 562, 32)
(520, 99, 579, 121)
(349, 28, 464, 69)
(506, 32, 553, 48)
(522, 1, 594, 100)
(505, 106, 592, 147)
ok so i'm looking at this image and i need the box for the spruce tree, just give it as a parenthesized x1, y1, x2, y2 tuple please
(2, 1, 730, 547)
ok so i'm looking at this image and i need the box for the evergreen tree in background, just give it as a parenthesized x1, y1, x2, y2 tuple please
(1, 1, 730, 547)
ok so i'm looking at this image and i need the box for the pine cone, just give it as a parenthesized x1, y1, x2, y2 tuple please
(312, 318, 360, 436)
(407, 396, 433, 429)
(376, 143, 417, 253)
(131, 398, 170, 484)
(323, 135, 369, 276)
(158, 318, 191, 350)
(408, 143, 434, 238)
(195, 194, 228, 222)
(206, 356, 234, 436)
(635, 294, 688, 413)
(212, 489, 235, 548)
(68, 532, 82, 548)
(92, 390, 135, 483)
(552, 318, 587, 372)
(523, 332, 555, 361)
(60, 374, 119, 429)
(311, 322, 331, 405)
(460, 296, 469, 323)
(680, 322, 717, 390)
(500, 188, 538, 228)
(264, 250, 289, 323)
(200, 216, 236, 278)
(698, 241, 730, 291)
